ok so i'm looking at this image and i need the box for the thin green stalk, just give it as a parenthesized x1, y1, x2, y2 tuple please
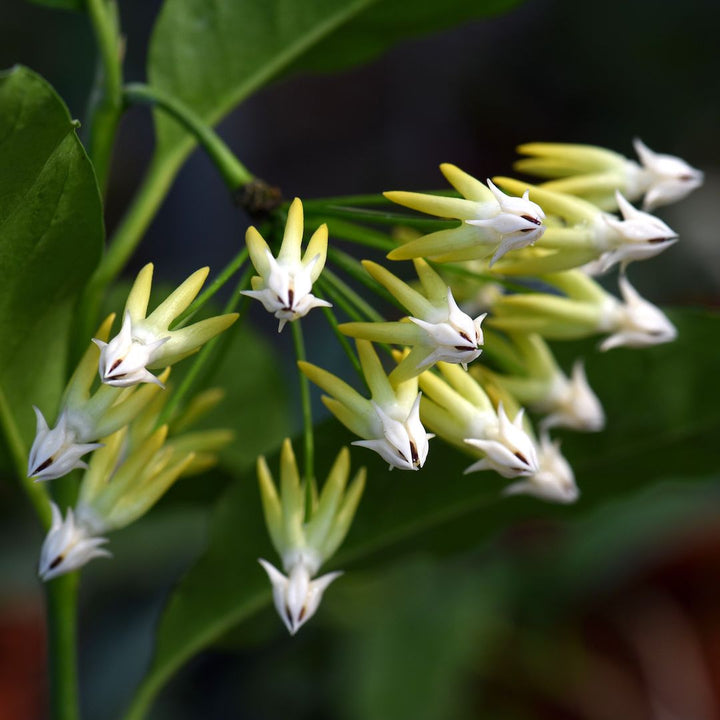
(305, 216, 396, 251)
(302, 205, 455, 231)
(435, 261, 534, 295)
(157, 267, 253, 426)
(326, 247, 403, 311)
(316, 277, 364, 323)
(321, 268, 383, 322)
(172, 248, 249, 329)
(301, 194, 392, 208)
(85, 0, 123, 196)
(46, 573, 80, 720)
(291, 322, 315, 501)
(0, 385, 51, 528)
(314, 288, 362, 378)
(123, 84, 253, 191)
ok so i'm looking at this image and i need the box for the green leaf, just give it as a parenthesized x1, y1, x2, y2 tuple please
(123, 309, 719, 719)
(0, 66, 103, 443)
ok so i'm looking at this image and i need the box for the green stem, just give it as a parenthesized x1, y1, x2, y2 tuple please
(0, 384, 52, 528)
(316, 277, 364, 322)
(157, 267, 253, 426)
(326, 247, 402, 311)
(123, 84, 253, 191)
(85, 0, 123, 196)
(301, 194, 392, 208)
(46, 573, 80, 720)
(435, 262, 534, 295)
(321, 268, 383, 322)
(291, 322, 315, 497)
(172, 248, 249, 329)
(299, 205, 455, 231)
(305, 216, 395, 251)
(314, 288, 362, 378)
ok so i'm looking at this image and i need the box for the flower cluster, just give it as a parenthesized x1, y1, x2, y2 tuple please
(31, 267, 236, 580)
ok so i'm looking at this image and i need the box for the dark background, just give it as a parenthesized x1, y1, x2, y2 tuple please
(1, 1, 719, 719)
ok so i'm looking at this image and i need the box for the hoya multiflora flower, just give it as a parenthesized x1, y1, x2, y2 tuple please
(488, 270, 677, 351)
(504, 433, 579, 504)
(339, 259, 485, 381)
(479, 332, 605, 432)
(417, 361, 538, 479)
(257, 439, 365, 635)
(300, 340, 433, 471)
(37, 387, 232, 580)
(241, 197, 331, 331)
(384, 164, 545, 265)
(515, 139, 703, 211)
(487, 179, 677, 276)
(28, 316, 169, 482)
(95, 264, 238, 387)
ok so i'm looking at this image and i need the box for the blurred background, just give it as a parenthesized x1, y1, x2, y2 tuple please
(1, 0, 720, 718)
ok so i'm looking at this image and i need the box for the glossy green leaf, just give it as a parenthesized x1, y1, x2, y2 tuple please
(123, 309, 719, 719)
(0, 66, 103, 442)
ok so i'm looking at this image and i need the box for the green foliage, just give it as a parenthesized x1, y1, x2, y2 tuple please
(0, 66, 103, 441)
(24, 0, 83, 11)
(123, 308, 720, 718)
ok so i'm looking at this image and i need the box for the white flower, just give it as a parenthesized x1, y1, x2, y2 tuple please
(409, 289, 486, 370)
(353, 394, 432, 471)
(259, 555, 342, 635)
(595, 191, 677, 271)
(600, 275, 677, 351)
(504, 434, 578, 504)
(242, 198, 331, 331)
(466, 181, 546, 265)
(464, 404, 539, 479)
(38, 503, 110, 581)
(27, 408, 102, 482)
(540, 361, 605, 432)
(94, 312, 169, 387)
(633, 138, 704, 211)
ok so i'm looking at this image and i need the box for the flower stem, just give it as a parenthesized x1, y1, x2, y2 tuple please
(157, 266, 253, 426)
(305, 216, 395, 251)
(172, 248, 249, 329)
(123, 84, 253, 191)
(298, 204, 455, 231)
(291, 321, 315, 500)
(301, 194, 392, 208)
(46, 573, 80, 720)
(316, 277, 364, 322)
(314, 288, 362, 378)
(85, 0, 123, 196)
(321, 268, 383, 323)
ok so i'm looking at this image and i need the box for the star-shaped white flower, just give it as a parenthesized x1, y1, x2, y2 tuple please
(242, 198, 331, 331)
(464, 404, 539, 478)
(27, 408, 102, 482)
(38, 503, 110, 581)
(540, 361, 605, 432)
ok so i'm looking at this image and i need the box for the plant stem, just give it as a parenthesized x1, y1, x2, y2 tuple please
(172, 248, 249, 329)
(301, 194, 392, 208)
(299, 205, 455, 231)
(291, 322, 315, 499)
(316, 277, 364, 322)
(123, 84, 253, 191)
(314, 289, 362, 378)
(46, 573, 80, 720)
(321, 268, 383, 322)
(85, 0, 123, 196)
(157, 267, 253, 426)
(305, 216, 395, 251)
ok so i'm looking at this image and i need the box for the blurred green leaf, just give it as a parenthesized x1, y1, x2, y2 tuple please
(24, 0, 83, 11)
(0, 66, 103, 443)
(123, 309, 720, 718)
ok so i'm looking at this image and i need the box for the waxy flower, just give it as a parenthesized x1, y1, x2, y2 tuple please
(488, 179, 677, 276)
(257, 439, 365, 634)
(37, 385, 232, 581)
(28, 316, 169, 482)
(385, 164, 545, 264)
(300, 340, 433, 470)
(241, 198, 331, 331)
(38, 503, 110, 582)
(95, 264, 237, 386)
(504, 434, 579, 504)
(480, 333, 604, 432)
(418, 362, 538, 479)
(489, 270, 677, 351)
(514, 139, 703, 211)
(339, 260, 485, 381)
